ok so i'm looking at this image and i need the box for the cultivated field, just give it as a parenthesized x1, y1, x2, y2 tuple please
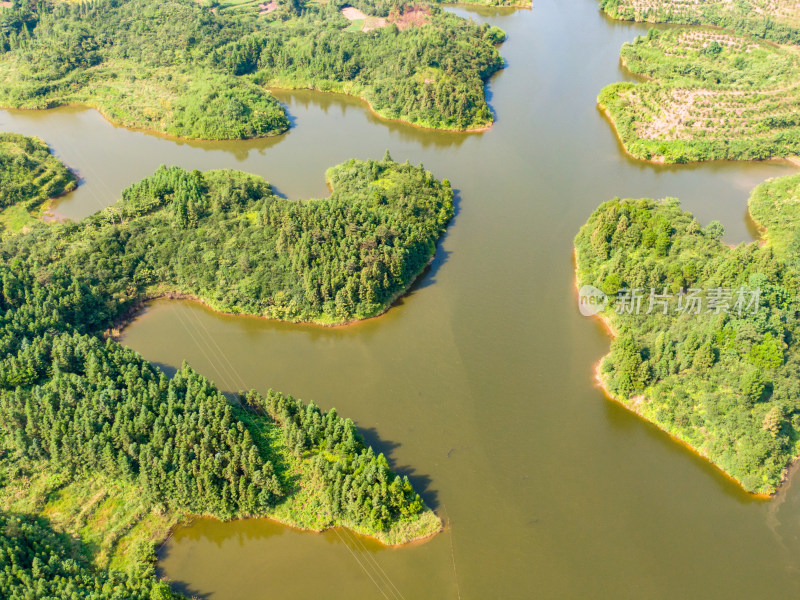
(599, 27, 800, 162)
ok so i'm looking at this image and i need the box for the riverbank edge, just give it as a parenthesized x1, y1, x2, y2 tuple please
(0, 100, 290, 143)
(439, 0, 532, 9)
(0, 137, 79, 232)
(597, 99, 800, 168)
(266, 82, 494, 133)
(572, 247, 784, 498)
(107, 246, 439, 338)
(0, 77, 493, 142)
(159, 504, 443, 554)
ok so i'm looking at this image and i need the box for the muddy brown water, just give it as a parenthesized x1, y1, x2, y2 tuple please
(4, 1, 800, 598)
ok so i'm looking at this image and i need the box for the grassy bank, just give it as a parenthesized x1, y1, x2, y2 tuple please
(0, 133, 76, 232)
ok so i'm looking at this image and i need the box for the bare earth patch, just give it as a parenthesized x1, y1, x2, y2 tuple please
(341, 4, 429, 32)
(390, 6, 430, 30)
(341, 6, 368, 20)
(259, 1, 277, 13)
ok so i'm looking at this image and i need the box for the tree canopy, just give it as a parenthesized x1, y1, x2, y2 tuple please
(575, 176, 800, 494)
(0, 143, 444, 596)
(0, 0, 506, 137)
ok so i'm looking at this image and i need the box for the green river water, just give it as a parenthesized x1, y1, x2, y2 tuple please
(3, 1, 800, 598)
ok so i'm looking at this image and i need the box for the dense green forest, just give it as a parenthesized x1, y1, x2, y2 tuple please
(0, 133, 76, 231)
(600, 0, 800, 45)
(17, 154, 453, 324)
(598, 27, 800, 163)
(0, 0, 506, 136)
(574, 176, 800, 494)
(0, 512, 178, 599)
(0, 146, 443, 596)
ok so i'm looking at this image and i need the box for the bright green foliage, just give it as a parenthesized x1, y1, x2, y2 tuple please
(0, 342, 284, 516)
(212, 3, 505, 130)
(23, 157, 452, 324)
(0, 156, 444, 596)
(0, 513, 180, 600)
(0, 133, 75, 212)
(749, 173, 800, 259)
(575, 180, 800, 495)
(599, 0, 800, 45)
(0, 0, 505, 135)
(245, 389, 427, 535)
(598, 27, 800, 163)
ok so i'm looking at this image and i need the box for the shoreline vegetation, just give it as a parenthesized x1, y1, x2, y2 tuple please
(0, 133, 77, 232)
(435, 0, 531, 8)
(600, 0, 800, 45)
(575, 174, 800, 496)
(598, 0, 800, 163)
(0, 141, 448, 597)
(267, 83, 494, 132)
(107, 242, 437, 337)
(0, 0, 507, 138)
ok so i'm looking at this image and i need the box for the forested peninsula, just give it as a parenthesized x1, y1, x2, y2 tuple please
(0, 132, 76, 231)
(0, 0, 507, 137)
(598, 0, 800, 163)
(0, 141, 445, 597)
(575, 175, 800, 495)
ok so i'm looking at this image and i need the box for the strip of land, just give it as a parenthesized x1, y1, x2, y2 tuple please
(600, 0, 800, 44)
(0, 0, 507, 137)
(0, 133, 76, 232)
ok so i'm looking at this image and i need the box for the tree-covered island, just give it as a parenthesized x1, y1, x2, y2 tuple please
(575, 174, 800, 496)
(0, 139, 447, 598)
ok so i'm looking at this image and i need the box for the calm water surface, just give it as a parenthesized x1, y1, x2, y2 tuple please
(5, 1, 800, 598)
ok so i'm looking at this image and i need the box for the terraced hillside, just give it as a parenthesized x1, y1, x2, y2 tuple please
(600, 0, 800, 44)
(599, 27, 800, 163)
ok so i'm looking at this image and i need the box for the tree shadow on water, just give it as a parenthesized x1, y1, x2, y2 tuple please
(358, 426, 439, 512)
(156, 544, 213, 599)
(149, 361, 178, 379)
(403, 188, 461, 296)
